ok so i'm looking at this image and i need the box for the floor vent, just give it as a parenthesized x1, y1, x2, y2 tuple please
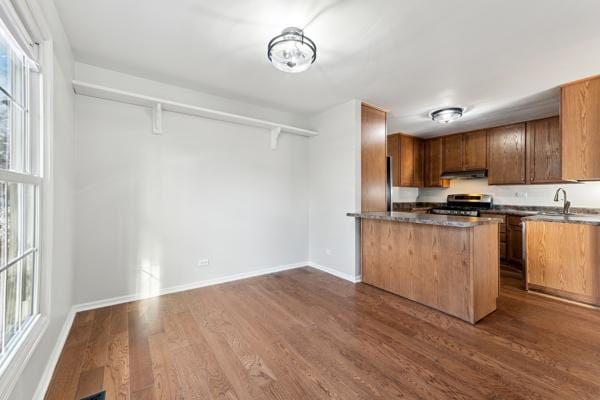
(80, 391, 106, 400)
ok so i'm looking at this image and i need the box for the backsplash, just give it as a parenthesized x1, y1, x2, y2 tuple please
(418, 179, 600, 208)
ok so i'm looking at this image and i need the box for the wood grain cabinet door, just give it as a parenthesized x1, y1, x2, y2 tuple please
(488, 123, 526, 185)
(463, 130, 487, 171)
(361, 104, 387, 211)
(561, 76, 600, 180)
(424, 138, 449, 187)
(386, 134, 401, 187)
(443, 134, 464, 172)
(400, 135, 415, 186)
(413, 139, 425, 187)
(526, 116, 562, 184)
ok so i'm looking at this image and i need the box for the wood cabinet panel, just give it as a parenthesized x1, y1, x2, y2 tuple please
(507, 224, 523, 265)
(526, 221, 600, 306)
(480, 212, 507, 261)
(361, 104, 387, 212)
(527, 116, 563, 184)
(413, 139, 424, 187)
(443, 134, 464, 172)
(386, 134, 400, 187)
(424, 138, 449, 187)
(387, 133, 423, 188)
(561, 76, 600, 181)
(488, 123, 526, 185)
(361, 219, 498, 323)
(399, 135, 415, 186)
(463, 130, 487, 170)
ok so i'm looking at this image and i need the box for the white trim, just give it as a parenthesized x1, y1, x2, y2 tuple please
(0, 315, 48, 400)
(31, 310, 74, 400)
(307, 262, 362, 283)
(72, 81, 318, 138)
(73, 261, 310, 312)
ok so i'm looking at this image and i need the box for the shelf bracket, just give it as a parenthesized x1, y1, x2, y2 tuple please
(270, 127, 282, 150)
(152, 103, 163, 134)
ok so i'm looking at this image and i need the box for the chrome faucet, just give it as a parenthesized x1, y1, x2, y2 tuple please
(553, 188, 571, 214)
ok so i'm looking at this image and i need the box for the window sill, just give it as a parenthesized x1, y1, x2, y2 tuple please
(0, 314, 48, 400)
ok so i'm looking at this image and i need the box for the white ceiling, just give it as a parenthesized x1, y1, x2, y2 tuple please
(54, 0, 600, 136)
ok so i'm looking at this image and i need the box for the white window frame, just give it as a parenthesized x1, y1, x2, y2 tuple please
(0, 1, 54, 399)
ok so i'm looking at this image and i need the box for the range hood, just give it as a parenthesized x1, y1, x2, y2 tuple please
(440, 170, 487, 180)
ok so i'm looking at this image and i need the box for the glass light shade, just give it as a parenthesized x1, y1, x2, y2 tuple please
(431, 107, 464, 124)
(268, 27, 316, 73)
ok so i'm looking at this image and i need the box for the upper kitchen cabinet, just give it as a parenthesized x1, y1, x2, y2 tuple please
(442, 134, 463, 172)
(387, 133, 424, 187)
(463, 130, 487, 170)
(561, 75, 600, 181)
(442, 130, 487, 173)
(488, 123, 526, 185)
(526, 116, 563, 184)
(361, 103, 387, 212)
(424, 138, 449, 187)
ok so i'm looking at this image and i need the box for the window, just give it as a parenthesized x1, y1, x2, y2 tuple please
(0, 17, 40, 365)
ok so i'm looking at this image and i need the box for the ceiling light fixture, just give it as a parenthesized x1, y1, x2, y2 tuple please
(267, 27, 316, 73)
(430, 107, 464, 124)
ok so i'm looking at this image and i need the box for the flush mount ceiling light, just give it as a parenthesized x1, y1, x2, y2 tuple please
(267, 27, 317, 73)
(430, 107, 464, 124)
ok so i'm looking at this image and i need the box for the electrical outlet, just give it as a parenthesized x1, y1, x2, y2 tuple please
(515, 191, 528, 198)
(197, 259, 210, 267)
(325, 248, 333, 256)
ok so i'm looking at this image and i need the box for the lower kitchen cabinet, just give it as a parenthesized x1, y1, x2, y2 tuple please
(526, 220, 600, 306)
(480, 213, 507, 260)
(480, 213, 524, 267)
(506, 216, 523, 266)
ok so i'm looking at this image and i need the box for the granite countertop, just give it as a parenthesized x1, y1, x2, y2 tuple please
(393, 202, 600, 218)
(522, 214, 600, 225)
(347, 211, 502, 228)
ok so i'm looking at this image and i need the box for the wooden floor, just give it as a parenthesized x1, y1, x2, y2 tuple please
(46, 267, 600, 400)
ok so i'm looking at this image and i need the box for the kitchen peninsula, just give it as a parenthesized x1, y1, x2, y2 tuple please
(349, 211, 500, 323)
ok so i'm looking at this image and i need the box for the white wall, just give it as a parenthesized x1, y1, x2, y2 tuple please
(419, 179, 600, 208)
(10, 0, 76, 398)
(308, 100, 362, 280)
(73, 95, 310, 304)
(74, 62, 311, 129)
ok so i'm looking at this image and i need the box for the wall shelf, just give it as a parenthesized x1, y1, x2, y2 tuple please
(72, 81, 318, 147)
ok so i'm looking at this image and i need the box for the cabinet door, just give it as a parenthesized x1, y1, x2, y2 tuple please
(400, 135, 415, 186)
(424, 138, 449, 187)
(443, 134, 463, 172)
(386, 134, 401, 187)
(361, 104, 387, 211)
(562, 77, 600, 181)
(488, 123, 526, 185)
(527, 116, 562, 184)
(463, 130, 487, 171)
(413, 139, 424, 187)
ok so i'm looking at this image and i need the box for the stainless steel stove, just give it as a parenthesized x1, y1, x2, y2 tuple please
(430, 194, 493, 217)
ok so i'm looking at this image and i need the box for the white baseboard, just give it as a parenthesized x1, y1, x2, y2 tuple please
(32, 309, 75, 400)
(32, 260, 359, 398)
(307, 262, 362, 283)
(72, 261, 310, 312)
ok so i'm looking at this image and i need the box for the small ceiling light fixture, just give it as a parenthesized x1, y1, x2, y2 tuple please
(267, 27, 317, 73)
(430, 107, 464, 124)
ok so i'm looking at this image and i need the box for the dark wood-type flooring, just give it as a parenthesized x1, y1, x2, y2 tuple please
(46, 267, 600, 399)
